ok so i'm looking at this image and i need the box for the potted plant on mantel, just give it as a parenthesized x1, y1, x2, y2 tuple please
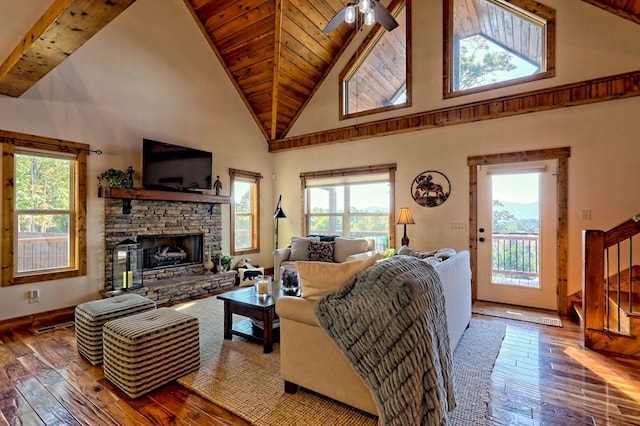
(97, 168, 130, 189)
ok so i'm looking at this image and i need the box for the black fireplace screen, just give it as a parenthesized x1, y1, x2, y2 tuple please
(138, 234, 203, 269)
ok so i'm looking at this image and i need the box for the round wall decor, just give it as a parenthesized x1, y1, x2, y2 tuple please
(411, 170, 451, 208)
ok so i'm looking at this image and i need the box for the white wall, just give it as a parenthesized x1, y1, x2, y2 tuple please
(0, 0, 273, 321)
(274, 0, 640, 298)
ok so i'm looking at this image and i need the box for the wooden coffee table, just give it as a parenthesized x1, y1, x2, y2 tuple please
(217, 285, 292, 353)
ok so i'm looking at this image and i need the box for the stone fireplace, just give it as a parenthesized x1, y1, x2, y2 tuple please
(102, 193, 236, 302)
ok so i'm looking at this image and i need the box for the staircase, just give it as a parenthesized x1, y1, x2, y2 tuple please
(583, 214, 640, 358)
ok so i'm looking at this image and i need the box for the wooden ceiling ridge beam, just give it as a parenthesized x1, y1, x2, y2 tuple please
(579, 0, 640, 25)
(270, 0, 284, 140)
(0, 0, 137, 98)
(268, 69, 640, 152)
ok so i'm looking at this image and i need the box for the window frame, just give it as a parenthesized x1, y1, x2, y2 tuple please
(230, 168, 261, 256)
(443, 0, 556, 99)
(1, 131, 88, 286)
(300, 164, 397, 250)
(339, 0, 411, 120)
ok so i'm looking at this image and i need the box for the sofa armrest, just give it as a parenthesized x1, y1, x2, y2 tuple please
(345, 250, 378, 262)
(273, 248, 291, 283)
(276, 296, 319, 327)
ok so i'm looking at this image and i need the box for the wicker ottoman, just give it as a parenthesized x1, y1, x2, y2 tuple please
(75, 294, 156, 365)
(102, 308, 200, 398)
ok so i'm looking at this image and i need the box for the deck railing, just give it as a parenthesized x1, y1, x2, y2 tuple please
(17, 235, 69, 272)
(492, 233, 539, 281)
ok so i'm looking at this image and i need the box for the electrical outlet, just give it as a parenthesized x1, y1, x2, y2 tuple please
(451, 223, 466, 232)
(28, 289, 40, 303)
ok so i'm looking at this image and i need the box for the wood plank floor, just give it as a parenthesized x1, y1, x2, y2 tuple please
(0, 311, 639, 425)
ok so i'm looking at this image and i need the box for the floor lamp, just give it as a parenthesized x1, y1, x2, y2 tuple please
(396, 207, 415, 247)
(274, 195, 287, 250)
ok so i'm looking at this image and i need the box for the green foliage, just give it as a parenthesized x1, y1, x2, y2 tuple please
(492, 199, 539, 276)
(458, 35, 517, 90)
(15, 153, 71, 233)
(382, 248, 397, 258)
(98, 168, 129, 188)
(213, 252, 234, 270)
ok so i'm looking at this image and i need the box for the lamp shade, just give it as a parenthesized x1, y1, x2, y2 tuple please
(396, 207, 415, 225)
(273, 195, 287, 219)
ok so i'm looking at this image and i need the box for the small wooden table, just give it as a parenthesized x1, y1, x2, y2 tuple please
(217, 285, 292, 353)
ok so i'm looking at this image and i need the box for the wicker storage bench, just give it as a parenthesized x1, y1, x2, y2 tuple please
(74, 294, 156, 365)
(102, 308, 200, 398)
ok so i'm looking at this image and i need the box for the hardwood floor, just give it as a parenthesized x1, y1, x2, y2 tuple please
(0, 311, 639, 425)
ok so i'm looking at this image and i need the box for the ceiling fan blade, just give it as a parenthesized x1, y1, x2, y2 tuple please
(372, 0, 399, 31)
(323, 5, 347, 33)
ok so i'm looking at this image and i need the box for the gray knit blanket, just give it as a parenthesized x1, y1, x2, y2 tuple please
(314, 255, 456, 426)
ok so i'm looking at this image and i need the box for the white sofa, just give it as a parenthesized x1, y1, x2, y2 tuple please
(273, 236, 376, 283)
(275, 250, 472, 415)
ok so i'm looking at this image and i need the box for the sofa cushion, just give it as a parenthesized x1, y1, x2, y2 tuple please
(290, 236, 320, 261)
(333, 237, 369, 263)
(296, 255, 377, 299)
(306, 241, 335, 262)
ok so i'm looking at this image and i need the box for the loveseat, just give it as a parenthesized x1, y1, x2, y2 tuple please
(275, 249, 472, 416)
(273, 236, 376, 284)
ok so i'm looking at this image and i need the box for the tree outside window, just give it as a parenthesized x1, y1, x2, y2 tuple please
(1, 132, 87, 286)
(15, 152, 74, 273)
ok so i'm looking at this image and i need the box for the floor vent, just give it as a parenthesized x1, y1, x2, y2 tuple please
(32, 321, 75, 334)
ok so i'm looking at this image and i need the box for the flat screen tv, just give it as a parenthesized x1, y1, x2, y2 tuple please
(142, 139, 212, 191)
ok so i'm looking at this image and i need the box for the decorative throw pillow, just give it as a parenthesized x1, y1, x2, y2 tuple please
(333, 237, 369, 263)
(296, 255, 378, 298)
(306, 241, 335, 262)
(289, 236, 320, 261)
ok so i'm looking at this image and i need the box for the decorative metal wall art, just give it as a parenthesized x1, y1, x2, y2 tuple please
(411, 170, 451, 208)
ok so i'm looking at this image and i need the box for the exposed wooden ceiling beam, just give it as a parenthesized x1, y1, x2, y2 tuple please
(0, 0, 136, 98)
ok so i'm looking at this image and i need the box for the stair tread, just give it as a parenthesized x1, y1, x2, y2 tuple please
(608, 292, 640, 316)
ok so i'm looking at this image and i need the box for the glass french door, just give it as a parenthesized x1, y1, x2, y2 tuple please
(477, 160, 558, 310)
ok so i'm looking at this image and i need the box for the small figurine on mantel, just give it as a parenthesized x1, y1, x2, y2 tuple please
(126, 166, 134, 188)
(213, 176, 222, 195)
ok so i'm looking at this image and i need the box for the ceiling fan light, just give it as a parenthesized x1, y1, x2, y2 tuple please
(364, 8, 375, 25)
(359, 0, 371, 13)
(345, 5, 356, 24)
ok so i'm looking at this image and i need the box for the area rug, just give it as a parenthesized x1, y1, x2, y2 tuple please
(472, 300, 563, 327)
(175, 297, 506, 426)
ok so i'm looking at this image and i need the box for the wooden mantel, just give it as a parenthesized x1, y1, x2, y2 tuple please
(98, 187, 231, 204)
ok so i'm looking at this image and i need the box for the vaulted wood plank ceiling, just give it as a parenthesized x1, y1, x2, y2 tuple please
(0, 0, 638, 142)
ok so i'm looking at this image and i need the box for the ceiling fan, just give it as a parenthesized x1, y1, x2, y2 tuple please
(323, 0, 399, 33)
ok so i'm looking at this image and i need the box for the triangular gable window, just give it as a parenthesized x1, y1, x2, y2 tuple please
(444, 0, 555, 98)
(340, 0, 410, 119)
